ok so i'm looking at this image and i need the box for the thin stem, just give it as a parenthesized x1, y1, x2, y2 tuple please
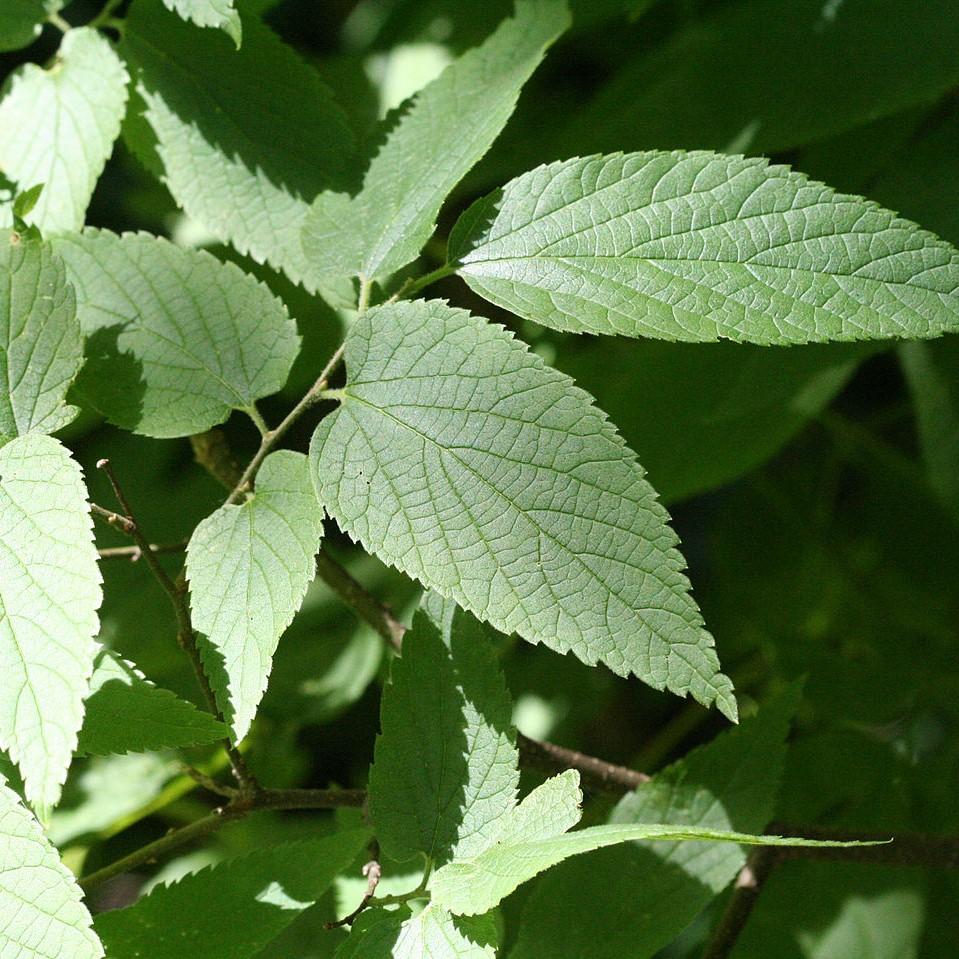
(702, 848, 778, 959)
(88, 0, 125, 30)
(97, 541, 187, 561)
(91, 501, 135, 535)
(48, 11, 71, 32)
(326, 841, 382, 929)
(403, 264, 456, 299)
(246, 405, 270, 437)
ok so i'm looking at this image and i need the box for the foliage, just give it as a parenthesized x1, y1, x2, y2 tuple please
(0, 1, 957, 957)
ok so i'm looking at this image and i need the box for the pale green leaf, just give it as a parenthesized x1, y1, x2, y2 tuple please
(310, 299, 736, 719)
(0, 779, 103, 959)
(0, 1, 60, 52)
(368, 605, 518, 865)
(0, 27, 128, 233)
(94, 830, 369, 959)
(187, 451, 322, 740)
(509, 686, 801, 959)
(0, 229, 80, 444)
(302, 0, 569, 284)
(430, 769, 882, 916)
(76, 648, 227, 756)
(0, 435, 101, 810)
(162, 0, 242, 46)
(122, 0, 353, 288)
(51, 229, 300, 437)
(336, 905, 497, 959)
(449, 151, 959, 345)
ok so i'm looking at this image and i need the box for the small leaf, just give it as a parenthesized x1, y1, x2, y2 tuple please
(311, 299, 736, 719)
(449, 151, 959, 345)
(11, 182, 44, 219)
(94, 830, 369, 959)
(302, 0, 569, 284)
(0, 435, 101, 811)
(0, 779, 103, 959)
(52, 229, 300, 437)
(368, 604, 518, 866)
(429, 769, 884, 915)
(77, 649, 227, 756)
(162, 0, 242, 46)
(187, 451, 322, 740)
(122, 0, 354, 288)
(0, 228, 81, 444)
(0, 27, 128, 233)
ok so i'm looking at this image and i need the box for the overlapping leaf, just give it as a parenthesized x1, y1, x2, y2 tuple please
(77, 649, 227, 756)
(163, 0, 241, 45)
(302, 0, 569, 284)
(94, 830, 369, 959)
(448, 151, 959, 345)
(0, 435, 101, 811)
(187, 451, 322, 740)
(52, 230, 300, 437)
(311, 299, 736, 718)
(368, 605, 518, 866)
(0, 27, 128, 233)
(0, 0, 61, 52)
(0, 779, 103, 959)
(0, 229, 80, 444)
(123, 0, 353, 288)
(338, 906, 497, 959)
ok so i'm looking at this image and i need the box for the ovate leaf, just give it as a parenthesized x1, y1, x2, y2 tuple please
(0, 779, 103, 959)
(429, 769, 881, 916)
(123, 0, 353, 288)
(449, 151, 959, 345)
(94, 830, 369, 959)
(311, 299, 736, 719)
(0, 27, 128, 233)
(0, 229, 80, 444)
(337, 905, 497, 959)
(368, 605, 518, 865)
(0, 435, 101, 810)
(52, 230, 300, 437)
(162, 0, 242, 46)
(302, 0, 569, 284)
(187, 451, 322, 740)
(77, 649, 227, 756)
(509, 686, 801, 959)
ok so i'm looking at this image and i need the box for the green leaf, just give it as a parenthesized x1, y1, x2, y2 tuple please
(51, 229, 300, 437)
(337, 905, 497, 959)
(162, 0, 242, 46)
(0, 1, 59, 53)
(77, 648, 227, 756)
(0, 778, 103, 959)
(509, 686, 801, 959)
(0, 27, 128, 233)
(122, 0, 354, 288)
(187, 451, 322, 740)
(301, 0, 569, 284)
(94, 830, 369, 959)
(430, 768, 882, 916)
(310, 299, 736, 719)
(448, 151, 959, 345)
(368, 605, 518, 865)
(0, 228, 81, 444)
(0, 434, 101, 810)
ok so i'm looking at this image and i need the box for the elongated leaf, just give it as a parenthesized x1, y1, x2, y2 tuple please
(163, 0, 241, 45)
(51, 230, 300, 437)
(509, 686, 801, 959)
(0, 0, 59, 52)
(430, 769, 882, 916)
(94, 830, 369, 959)
(311, 299, 736, 719)
(448, 151, 959, 345)
(337, 905, 497, 959)
(77, 649, 227, 756)
(0, 779, 103, 959)
(0, 229, 80, 444)
(369, 605, 518, 865)
(302, 0, 569, 284)
(123, 0, 353, 288)
(187, 451, 321, 740)
(0, 435, 101, 811)
(0, 27, 128, 233)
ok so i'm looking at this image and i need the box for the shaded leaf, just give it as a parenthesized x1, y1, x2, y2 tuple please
(0, 1, 60, 52)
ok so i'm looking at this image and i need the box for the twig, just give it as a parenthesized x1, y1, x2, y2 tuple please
(47, 11, 71, 32)
(79, 788, 365, 891)
(97, 541, 187, 561)
(702, 848, 778, 959)
(91, 502, 134, 535)
(326, 841, 382, 929)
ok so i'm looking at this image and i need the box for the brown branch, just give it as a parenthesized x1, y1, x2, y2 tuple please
(78, 788, 365, 891)
(326, 841, 382, 929)
(98, 541, 187, 561)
